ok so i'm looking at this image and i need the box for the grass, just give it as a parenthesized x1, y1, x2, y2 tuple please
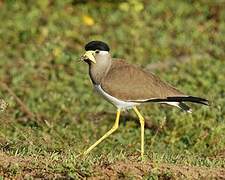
(0, 0, 225, 178)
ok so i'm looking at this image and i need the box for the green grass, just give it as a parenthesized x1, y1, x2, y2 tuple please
(0, 0, 225, 178)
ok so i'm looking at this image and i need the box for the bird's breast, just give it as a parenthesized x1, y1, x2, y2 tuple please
(94, 84, 139, 110)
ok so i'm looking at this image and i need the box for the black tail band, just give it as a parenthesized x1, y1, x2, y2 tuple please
(136, 96, 209, 106)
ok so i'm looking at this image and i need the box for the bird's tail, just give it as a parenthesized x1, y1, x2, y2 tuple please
(143, 96, 209, 105)
(131, 96, 209, 113)
(163, 96, 209, 106)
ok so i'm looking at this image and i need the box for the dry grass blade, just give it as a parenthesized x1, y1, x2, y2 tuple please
(0, 82, 42, 123)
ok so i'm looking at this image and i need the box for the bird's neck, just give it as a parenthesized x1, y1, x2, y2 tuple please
(89, 56, 112, 85)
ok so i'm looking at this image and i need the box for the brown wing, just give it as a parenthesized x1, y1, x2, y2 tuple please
(101, 60, 185, 101)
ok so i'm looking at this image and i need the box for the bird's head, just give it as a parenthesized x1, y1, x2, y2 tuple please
(81, 41, 110, 64)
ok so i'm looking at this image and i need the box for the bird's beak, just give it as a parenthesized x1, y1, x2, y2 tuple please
(80, 51, 96, 64)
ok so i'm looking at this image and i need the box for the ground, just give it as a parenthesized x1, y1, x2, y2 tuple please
(0, 0, 225, 179)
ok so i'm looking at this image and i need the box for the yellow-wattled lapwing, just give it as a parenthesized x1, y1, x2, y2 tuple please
(80, 41, 208, 159)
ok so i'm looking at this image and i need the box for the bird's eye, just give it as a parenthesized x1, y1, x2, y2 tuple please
(95, 50, 100, 54)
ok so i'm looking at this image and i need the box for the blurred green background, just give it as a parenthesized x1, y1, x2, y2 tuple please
(0, 0, 225, 178)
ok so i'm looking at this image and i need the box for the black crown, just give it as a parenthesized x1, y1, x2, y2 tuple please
(85, 41, 110, 51)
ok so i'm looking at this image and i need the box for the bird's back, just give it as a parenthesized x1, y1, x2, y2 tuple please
(101, 59, 184, 101)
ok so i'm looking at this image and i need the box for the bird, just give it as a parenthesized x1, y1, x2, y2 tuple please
(80, 40, 209, 160)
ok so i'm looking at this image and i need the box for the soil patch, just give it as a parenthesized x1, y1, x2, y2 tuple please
(93, 159, 225, 179)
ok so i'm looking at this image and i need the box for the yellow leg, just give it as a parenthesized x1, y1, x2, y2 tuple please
(83, 109, 121, 155)
(133, 107, 145, 160)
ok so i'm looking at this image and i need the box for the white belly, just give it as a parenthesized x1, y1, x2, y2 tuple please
(94, 85, 139, 110)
